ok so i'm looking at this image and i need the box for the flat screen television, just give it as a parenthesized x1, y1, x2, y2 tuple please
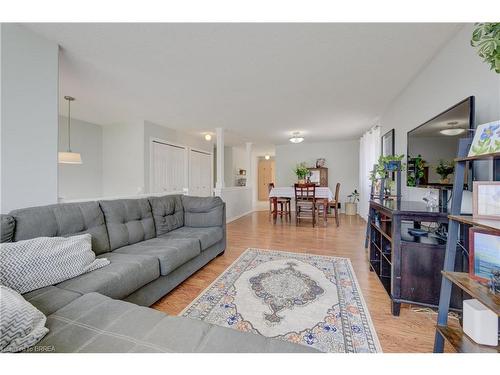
(407, 96, 475, 189)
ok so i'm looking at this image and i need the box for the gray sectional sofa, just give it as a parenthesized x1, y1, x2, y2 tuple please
(1, 194, 315, 353)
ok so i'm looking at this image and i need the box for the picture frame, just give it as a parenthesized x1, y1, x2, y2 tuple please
(381, 129, 395, 157)
(468, 120, 500, 157)
(472, 181, 500, 219)
(469, 227, 500, 283)
(381, 129, 395, 181)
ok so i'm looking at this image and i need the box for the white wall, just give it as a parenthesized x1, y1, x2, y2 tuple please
(216, 186, 253, 222)
(275, 140, 359, 204)
(58, 116, 103, 200)
(102, 121, 144, 197)
(143, 120, 212, 193)
(1, 24, 59, 213)
(223, 146, 234, 187)
(379, 24, 500, 201)
(223, 145, 247, 187)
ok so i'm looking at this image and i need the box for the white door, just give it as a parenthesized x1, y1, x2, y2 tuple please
(151, 141, 187, 194)
(189, 149, 212, 197)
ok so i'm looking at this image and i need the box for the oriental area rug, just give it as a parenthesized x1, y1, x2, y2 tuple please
(181, 249, 382, 353)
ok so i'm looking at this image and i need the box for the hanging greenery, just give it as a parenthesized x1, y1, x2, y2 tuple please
(471, 23, 500, 73)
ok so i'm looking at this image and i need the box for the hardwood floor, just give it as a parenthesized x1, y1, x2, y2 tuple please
(152, 211, 455, 353)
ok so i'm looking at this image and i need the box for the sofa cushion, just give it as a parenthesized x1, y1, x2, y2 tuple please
(23, 286, 81, 316)
(56, 252, 159, 299)
(114, 237, 200, 276)
(148, 195, 184, 236)
(9, 202, 110, 255)
(35, 292, 317, 353)
(1, 214, 15, 243)
(160, 226, 223, 251)
(181, 196, 224, 228)
(99, 198, 155, 250)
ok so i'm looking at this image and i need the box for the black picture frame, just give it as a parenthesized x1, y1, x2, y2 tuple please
(381, 129, 395, 182)
(381, 129, 395, 157)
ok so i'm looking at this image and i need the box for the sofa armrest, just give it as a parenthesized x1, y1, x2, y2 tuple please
(181, 196, 225, 228)
(1, 214, 15, 243)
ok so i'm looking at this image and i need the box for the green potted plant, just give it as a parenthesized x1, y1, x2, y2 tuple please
(435, 159, 454, 184)
(345, 189, 359, 216)
(294, 162, 310, 184)
(370, 154, 405, 195)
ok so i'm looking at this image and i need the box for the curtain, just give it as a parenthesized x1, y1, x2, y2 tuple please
(359, 126, 381, 220)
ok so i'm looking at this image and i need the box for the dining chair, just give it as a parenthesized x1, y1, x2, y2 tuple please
(268, 183, 291, 221)
(294, 183, 317, 227)
(330, 182, 341, 227)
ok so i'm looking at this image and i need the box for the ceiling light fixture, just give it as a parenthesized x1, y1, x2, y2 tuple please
(58, 96, 82, 164)
(204, 134, 212, 141)
(264, 155, 270, 160)
(289, 132, 304, 143)
(440, 121, 465, 136)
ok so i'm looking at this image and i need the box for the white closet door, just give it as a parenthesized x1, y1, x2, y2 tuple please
(189, 150, 212, 197)
(200, 152, 212, 196)
(151, 141, 187, 194)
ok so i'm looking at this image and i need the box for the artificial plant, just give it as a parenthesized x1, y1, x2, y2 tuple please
(471, 23, 500, 73)
(369, 154, 405, 183)
(435, 159, 455, 180)
(294, 162, 310, 180)
(347, 189, 360, 203)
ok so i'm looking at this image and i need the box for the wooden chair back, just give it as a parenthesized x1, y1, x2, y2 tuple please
(334, 182, 340, 202)
(268, 182, 275, 193)
(294, 183, 316, 202)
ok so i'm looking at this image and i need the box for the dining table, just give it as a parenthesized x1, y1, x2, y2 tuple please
(268, 186, 335, 223)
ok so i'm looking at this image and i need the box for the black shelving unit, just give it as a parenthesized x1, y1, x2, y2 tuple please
(433, 139, 500, 353)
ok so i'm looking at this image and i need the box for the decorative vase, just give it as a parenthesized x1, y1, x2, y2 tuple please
(439, 177, 450, 184)
(345, 202, 357, 216)
(298, 178, 306, 184)
(316, 158, 326, 168)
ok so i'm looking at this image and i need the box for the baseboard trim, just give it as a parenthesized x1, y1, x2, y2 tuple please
(226, 209, 254, 223)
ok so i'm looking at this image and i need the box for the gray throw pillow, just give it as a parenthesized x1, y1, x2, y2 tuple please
(0, 285, 49, 352)
(0, 233, 110, 294)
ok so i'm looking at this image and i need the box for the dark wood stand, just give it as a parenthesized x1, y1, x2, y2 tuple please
(368, 199, 464, 316)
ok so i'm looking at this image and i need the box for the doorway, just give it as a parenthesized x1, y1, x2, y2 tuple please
(258, 158, 275, 201)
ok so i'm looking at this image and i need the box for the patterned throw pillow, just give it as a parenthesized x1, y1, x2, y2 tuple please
(0, 234, 109, 294)
(0, 285, 49, 352)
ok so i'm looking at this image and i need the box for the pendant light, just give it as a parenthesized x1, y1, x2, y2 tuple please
(289, 131, 304, 143)
(58, 96, 82, 164)
(440, 121, 465, 136)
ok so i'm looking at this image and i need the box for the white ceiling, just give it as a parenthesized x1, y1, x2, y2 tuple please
(24, 23, 462, 145)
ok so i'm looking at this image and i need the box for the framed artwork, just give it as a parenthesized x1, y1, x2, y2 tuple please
(381, 129, 395, 181)
(469, 227, 500, 283)
(381, 129, 395, 157)
(473, 181, 500, 219)
(468, 120, 500, 157)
